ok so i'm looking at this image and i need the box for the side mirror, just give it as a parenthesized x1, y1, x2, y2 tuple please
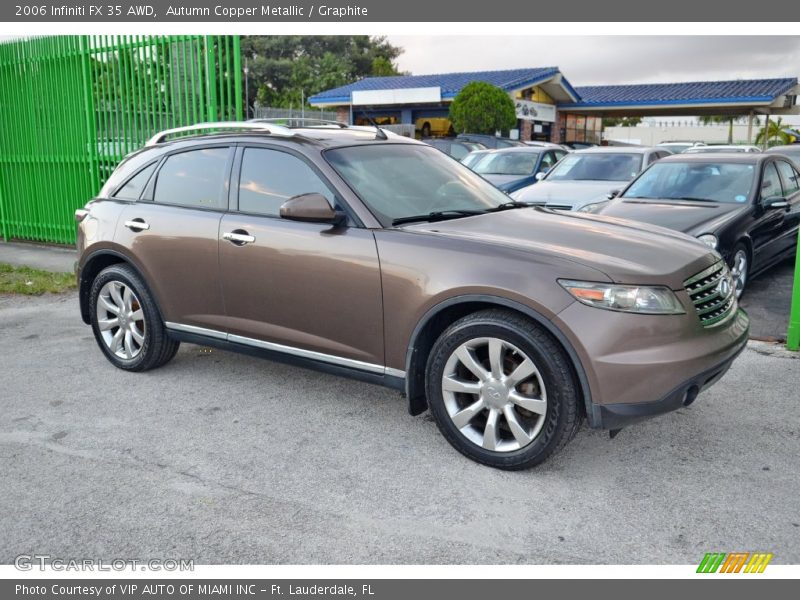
(280, 193, 346, 225)
(535, 171, 547, 181)
(607, 189, 621, 200)
(762, 196, 789, 210)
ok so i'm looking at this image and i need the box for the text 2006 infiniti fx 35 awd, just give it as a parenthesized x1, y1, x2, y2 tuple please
(75, 121, 749, 469)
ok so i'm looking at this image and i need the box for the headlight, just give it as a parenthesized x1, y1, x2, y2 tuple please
(578, 201, 609, 214)
(558, 280, 685, 314)
(697, 234, 718, 249)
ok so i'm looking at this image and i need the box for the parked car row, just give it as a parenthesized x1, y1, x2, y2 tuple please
(510, 146, 670, 210)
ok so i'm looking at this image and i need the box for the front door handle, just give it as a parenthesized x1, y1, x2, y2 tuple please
(124, 219, 150, 231)
(222, 231, 256, 245)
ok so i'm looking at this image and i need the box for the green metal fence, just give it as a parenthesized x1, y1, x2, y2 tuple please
(0, 35, 242, 245)
(788, 229, 800, 351)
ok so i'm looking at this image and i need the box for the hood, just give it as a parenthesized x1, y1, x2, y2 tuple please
(481, 174, 530, 190)
(404, 208, 718, 289)
(599, 199, 747, 236)
(511, 179, 629, 209)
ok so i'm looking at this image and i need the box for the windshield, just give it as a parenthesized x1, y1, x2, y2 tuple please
(659, 144, 693, 153)
(685, 147, 748, 154)
(325, 144, 512, 226)
(473, 151, 541, 176)
(461, 152, 486, 168)
(622, 161, 756, 203)
(546, 153, 642, 182)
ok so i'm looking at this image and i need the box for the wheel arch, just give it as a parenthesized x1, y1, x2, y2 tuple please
(404, 294, 595, 425)
(78, 249, 159, 324)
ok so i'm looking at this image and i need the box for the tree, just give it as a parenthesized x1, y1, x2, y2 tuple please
(698, 115, 759, 144)
(449, 82, 517, 135)
(240, 36, 404, 111)
(755, 116, 792, 147)
(602, 117, 642, 128)
(371, 56, 404, 77)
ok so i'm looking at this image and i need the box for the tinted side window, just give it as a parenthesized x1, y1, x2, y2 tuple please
(450, 143, 470, 160)
(540, 152, 556, 171)
(761, 163, 783, 200)
(113, 163, 156, 200)
(238, 148, 334, 216)
(776, 160, 800, 195)
(153, 147, 229, 209)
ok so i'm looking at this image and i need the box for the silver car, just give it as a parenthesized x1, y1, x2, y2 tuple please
(510, 146, 670, 212)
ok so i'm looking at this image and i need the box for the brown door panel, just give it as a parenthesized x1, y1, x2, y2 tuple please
(115, 203, 225, 329)
(219, 216, 384, 365)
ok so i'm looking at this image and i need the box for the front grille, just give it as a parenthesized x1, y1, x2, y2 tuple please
(683, 261, 737, 328)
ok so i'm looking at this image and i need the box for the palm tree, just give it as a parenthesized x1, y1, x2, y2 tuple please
(755, 117, 793, 147)
(697, 115, 759, 144)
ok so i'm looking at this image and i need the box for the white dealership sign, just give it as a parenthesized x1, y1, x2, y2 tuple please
(514, 100, 556, 122)
(352, 87, 442, 106)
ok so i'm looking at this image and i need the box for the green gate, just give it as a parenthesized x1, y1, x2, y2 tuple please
(0, 35, 243, 245)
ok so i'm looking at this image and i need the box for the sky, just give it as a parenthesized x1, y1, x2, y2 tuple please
(388, 36, 800, 85)
(387, 35, 800, 124)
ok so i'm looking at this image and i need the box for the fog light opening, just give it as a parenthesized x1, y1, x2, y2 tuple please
(683, 385, 700, 407)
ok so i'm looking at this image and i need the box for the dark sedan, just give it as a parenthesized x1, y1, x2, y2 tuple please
(471, 146, 567, 193)
(597, 153, 800, 297)
(765, 144, 800, 168)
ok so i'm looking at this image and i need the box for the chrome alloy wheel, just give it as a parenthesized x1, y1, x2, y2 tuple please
(441, 337, 547, 452)
(95, 281, 146, 360)
(730, 249, 748, 298)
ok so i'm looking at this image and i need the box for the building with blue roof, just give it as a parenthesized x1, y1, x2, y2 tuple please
(309, 69, 799, 145)
(309, 67, 581, 142)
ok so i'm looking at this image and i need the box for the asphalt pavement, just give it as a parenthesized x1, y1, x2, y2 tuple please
(1, 292, 798, 565)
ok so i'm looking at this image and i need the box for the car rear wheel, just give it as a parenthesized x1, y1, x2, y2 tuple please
(89, 264, 179, 371)
(729, 244, 749, 299)
(425, 309, 582, 469)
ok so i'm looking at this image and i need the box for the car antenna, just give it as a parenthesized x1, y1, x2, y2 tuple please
(360, 109, 388, 140)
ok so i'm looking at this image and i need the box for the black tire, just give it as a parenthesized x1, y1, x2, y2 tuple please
(425, 309, 582, 470)
(89, 263, 179, 372)
(728, 242, 750, 299)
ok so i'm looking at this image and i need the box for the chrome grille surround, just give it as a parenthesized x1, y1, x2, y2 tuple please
(683, 261, 737, 328)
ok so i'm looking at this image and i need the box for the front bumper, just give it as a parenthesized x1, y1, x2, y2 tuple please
(553, 301, 750, 430)
(593, 337, 746, 429)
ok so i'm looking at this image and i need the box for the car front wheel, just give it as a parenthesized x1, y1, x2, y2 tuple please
(425, 309, 582, 469)
(89, 263, 179, 371)
(729, 244, 749, 299)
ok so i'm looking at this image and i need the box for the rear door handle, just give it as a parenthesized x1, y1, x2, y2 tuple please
(124, 219, 150, 231)
(222, 231, 256, 245)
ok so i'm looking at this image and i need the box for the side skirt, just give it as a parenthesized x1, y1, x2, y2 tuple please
(166, 329, 406, 392)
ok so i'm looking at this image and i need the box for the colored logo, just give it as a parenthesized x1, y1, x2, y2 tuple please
(697, 552, 773, 573)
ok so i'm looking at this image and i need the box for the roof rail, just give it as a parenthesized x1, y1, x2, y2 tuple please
(247, 117, 348, 128)
(145, 121, 293, 146)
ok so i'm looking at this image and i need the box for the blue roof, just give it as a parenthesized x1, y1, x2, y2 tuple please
(309, 67, 577, 105)
(564, 78, 798, 108)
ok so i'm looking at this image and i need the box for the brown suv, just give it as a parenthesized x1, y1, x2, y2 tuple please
(76, 121, 749, 469)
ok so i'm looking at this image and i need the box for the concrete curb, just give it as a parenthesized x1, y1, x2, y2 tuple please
(0, 241, 76, 273)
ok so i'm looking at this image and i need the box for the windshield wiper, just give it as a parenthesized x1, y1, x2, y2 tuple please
(485, 201, 544, 212)
(392, 210, 484, 226)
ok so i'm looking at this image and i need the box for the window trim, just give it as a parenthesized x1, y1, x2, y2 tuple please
(775, 159, 800, 197)
(110, 160, 159, 201)
(760, 160, 784, 201)
(144, 143, 235, 212)
(231, 143, 361, 226)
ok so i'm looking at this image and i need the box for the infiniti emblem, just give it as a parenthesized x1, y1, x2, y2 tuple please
(488, 389, 502, 400)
